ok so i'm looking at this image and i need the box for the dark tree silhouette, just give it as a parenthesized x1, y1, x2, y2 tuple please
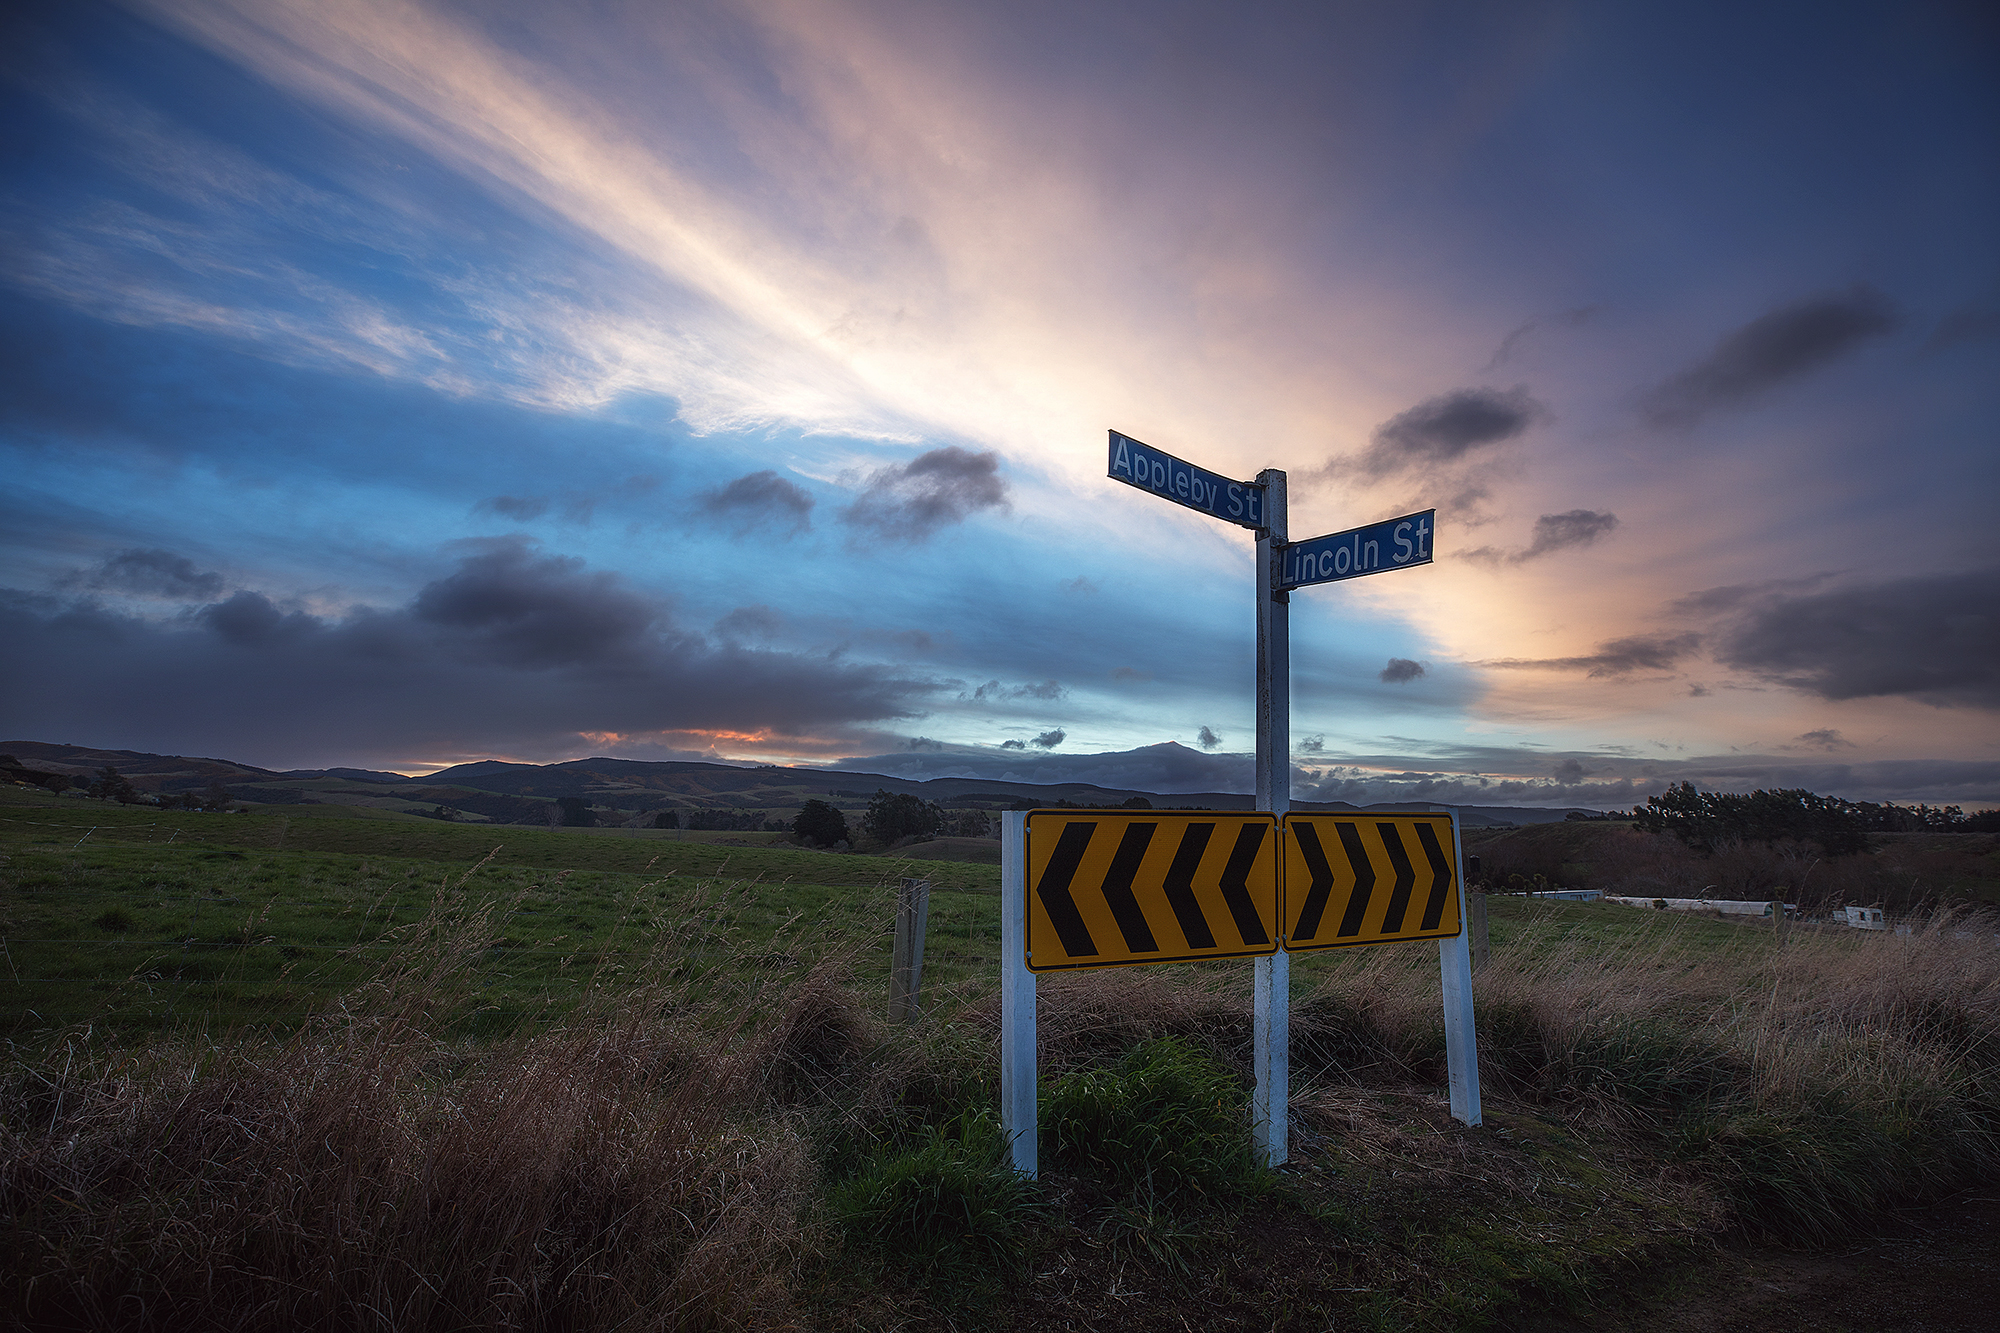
(792, 798, 848, 847)
(861, 789, 941, 845)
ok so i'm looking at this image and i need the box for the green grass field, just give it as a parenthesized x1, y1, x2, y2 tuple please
(7, 783, 1998, 1332)
(2, 785, 1796, 1045)
(0, 788, 1009, 1041)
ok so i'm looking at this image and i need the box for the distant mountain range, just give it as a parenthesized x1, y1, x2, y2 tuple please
(1, 740, 1605, 827)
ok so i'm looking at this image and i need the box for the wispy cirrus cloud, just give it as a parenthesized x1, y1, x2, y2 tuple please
(1640, 286, 1898, 427)
(1479, 631, 1702, 678)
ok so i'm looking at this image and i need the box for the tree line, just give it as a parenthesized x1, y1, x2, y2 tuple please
(1633, 782, 1999, 856)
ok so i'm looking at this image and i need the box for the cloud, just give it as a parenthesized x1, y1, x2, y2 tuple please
(1000, 739, 1026, 750)
(1480, 632, 1702, 678)
(478, 495, 550, 521)
(0, 542, 941, 766)
(1716, 569, 2000, 707)
(713, 604, 784, 643)
(1668, 575, 1834, 617)
(1032, 729, 1067, 749)
(1924, 302, 2000, 353)
(1379, 658, 1427, 683)
(842, 446, 1009, 542)
(1790, 729, 1854, 752)
(701, 470, 814, 535)
(1110, 667, 1152, 682)
(1062, 576, 1097, 593)
(1298, 735, 1325, 754)
(1346, 387, 1545, 478)
(1465, 510, 1619, 566)
(969, 678, 1065, 702)
(411, 540, 659, 668)
(1196, 726, 1222, 749)
(1522, 509, 1618, 559)
(61, 548, 225, 601)
(1641, 286, 1898, 427)
(1687, 683, 1710, 697)
(905, 736, 944, 751)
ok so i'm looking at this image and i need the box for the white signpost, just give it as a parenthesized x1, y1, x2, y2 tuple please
(997, 432, 1479, 1178)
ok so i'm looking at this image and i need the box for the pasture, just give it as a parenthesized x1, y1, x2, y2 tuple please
(4, 785, 1998, 1331)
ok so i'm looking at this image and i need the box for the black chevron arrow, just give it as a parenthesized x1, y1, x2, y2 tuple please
(1034, 821, 1099, 957)
(1376, 822, 1417, 934)
(1289, 821, 1337, 941)
(1217, 823, 1270, 946)
(1334, 822, 1376, 937)
(1100, 822, 1161, 953)
(1414, 821, 1455, 931)
(1161, 823, 1218, 949)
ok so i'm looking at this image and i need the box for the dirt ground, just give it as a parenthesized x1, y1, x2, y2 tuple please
(1512, 1189, 2000, 1333)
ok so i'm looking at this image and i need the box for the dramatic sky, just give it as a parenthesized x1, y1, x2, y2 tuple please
(4, 0, 1997, 808)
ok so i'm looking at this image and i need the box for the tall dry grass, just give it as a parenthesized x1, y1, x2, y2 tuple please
(1296, 904, 2000, 1238)
(0, 878, 849, 1332)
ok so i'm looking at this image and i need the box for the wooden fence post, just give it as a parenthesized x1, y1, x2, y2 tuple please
(1468, 889, 1490, 974)
(1465, 854, 1490, 973)
(889, 876, 931, 1023)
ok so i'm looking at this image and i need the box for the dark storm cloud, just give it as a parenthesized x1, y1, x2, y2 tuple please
(1480, 632, 1702, 678)
(0, 544, 940, 763)
(1641, 286, 1899, 427)
(1380, 658, 1426, 683)
(412, 541, 659, 668)
(1790, 729, 1854, 752)
(1716, 569, 2000, 706)
(61, 548, 225, 601)
(1196, 726, 1222, 749)
(1032, 729, 1067, 749)
(701, 470, 815, 535)
(1349, 387, 1545, 478)
(842, 446, 1009, 541)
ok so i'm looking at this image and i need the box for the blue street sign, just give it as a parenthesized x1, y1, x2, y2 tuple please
(1280, 510, 1435, 590)
(1108, 430, 1265, 529)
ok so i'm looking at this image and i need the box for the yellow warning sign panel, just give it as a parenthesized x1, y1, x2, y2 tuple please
(1281, 813, 1461, 951)
(1025, 811, 1280, 971)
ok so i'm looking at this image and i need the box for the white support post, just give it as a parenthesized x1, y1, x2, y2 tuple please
(1437, 809, 1482, 1126)
(1253, 468, 1290, 1167)
(1000, 810, 1037, 1176)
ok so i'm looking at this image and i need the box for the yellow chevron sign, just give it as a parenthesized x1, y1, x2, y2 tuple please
(1024, 811, 1280, 971)
(1280, 813, 1462, 951)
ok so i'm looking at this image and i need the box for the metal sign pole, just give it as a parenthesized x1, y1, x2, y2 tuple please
(1000, 810, 1037, 1175)
(1252, 468, 1290, 1167)
(1438, 809, 1482, 1126)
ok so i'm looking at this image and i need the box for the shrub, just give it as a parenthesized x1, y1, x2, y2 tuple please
(91, 907, 135, 934)
(1041, 1037, 1256, 1197)
(828, 1112, 1038, 1276)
